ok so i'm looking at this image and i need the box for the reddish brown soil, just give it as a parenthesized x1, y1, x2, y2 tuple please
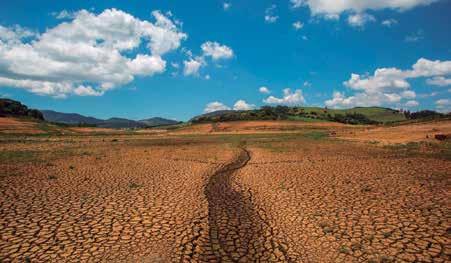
(0, 117, 44, 134)
(240, 140, 450, 262)
(172, 121, 354, 135)
(339, 120, 451, 144)
(0, 122, 450, 262)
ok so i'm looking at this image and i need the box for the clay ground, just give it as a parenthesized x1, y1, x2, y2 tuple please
(0, 121, 450, 262)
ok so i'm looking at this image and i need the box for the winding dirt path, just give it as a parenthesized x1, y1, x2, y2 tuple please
(202, 146, 292, 262)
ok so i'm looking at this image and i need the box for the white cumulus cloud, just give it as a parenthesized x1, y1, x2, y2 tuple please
(233, 100, 256, 110)
(382, 18, 398, 27)
(264, 88, 305, 105)
(53, 10, 76, 19)
(427, 76, 451, 86)
(404, 100, 419, 107)
(325, 58, 451, 108)
(183, 57, 204, 76)
(259, 86, 270, 94)
(182, 41, 233, 78)
(290, 0, 439, 16)
(436, 99, 450, 112)
(201, 41, 234, 60)
(293, 21, 304, 30)
(204, 101, 231, 113)
(347, 13, 376, 27)
(0, 9, 187, 98)
(291, 0, 438, 28)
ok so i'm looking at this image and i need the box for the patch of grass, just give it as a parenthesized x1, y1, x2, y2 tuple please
(339, 245, 350, 254)
(319, 221, 334, 234)
(303, 131, 328, 140)
(69, 165, 75, 170)
(0, 150, 38, 163)
(362, 185, 372, 192)
(383, 231, 392, 238)
(279, 182, 287, 191)
(128, 182, 142, 189)
(48, 175, 57, 180)
(385, 141, 451, 160)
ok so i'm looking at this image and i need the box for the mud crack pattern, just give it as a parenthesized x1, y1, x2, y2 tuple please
(201, 147, 292, 262)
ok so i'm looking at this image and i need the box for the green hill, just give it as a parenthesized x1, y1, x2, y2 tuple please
(0, 99, 44, 120)
(191, 106, 407, 125)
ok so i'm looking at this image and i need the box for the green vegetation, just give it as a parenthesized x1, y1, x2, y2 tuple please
(403, 110, 448, 120)
(385, 141, 451, 160)
(128, 182, 142, 189)
(303, 131, 328, 140)
(0, 98, 43, 120)
(190, 106, 407, 125)
(0, 150, 38, 162)
(339, 245, 350, 254)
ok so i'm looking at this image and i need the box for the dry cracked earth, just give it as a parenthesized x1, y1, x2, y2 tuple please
(0, 133, 450, 262)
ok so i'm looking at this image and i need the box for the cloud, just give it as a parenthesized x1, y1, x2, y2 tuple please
(405, 30, 424, 42)
(426, 76, 451, 86)
(223, 2, 231, 11)
(435, 99, 450, 112)
(182, 41, 233, 77)
(0, 25, 37, 44)
(291, 0, 437, 28)
(325, 58, 451, 108)
(293, 21, 304, 30)
(204, 101, 231, 113)
(290, 0, 439, 16)
(347, 13, 376, 27)
(290, 0, 303, 8)
(233, 100, 256, 110)
(201, 41, 234, 60)
(303, 81, 312, 87)
(381, 19, 398, 27)
(264, 88, 305, 105)
(73, 85, 104, 96)
(265, 5, 279, 23)
(203, 99, 256, 113)
(404, 100, 419, 107)
(259, 86, 270, 94)
(0, 9, 187, 98)
(53, 10, 76, 19)
(325, 91, 406, 108)
(183, 57, 204, 76)
(127, 54, 166, 75)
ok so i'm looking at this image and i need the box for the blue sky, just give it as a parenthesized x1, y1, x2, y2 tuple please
(0, 0, 450, 120)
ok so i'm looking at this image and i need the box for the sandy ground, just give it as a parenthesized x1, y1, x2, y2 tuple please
(0, 121, 450, 262)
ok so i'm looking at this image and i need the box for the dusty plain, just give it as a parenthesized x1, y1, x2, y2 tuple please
(0, 120, 450, 262)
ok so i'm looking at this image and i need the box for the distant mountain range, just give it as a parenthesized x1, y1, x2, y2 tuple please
(139, 117, 180, 127)
(41, 110, 179, 128)
(41, 110, 102, 125)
